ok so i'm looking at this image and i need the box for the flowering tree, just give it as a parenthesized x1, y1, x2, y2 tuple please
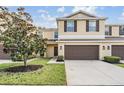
(0, 7, 47, 67)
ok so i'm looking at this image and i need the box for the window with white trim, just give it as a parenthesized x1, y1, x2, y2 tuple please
(89, 20, 96, 32)
(54, 32, 58, 39)
(66, 20, 74, 32)
(120, 26, 124, 35)
(105, 26, 110, 35)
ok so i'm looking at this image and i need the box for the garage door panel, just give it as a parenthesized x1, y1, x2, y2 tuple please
(65, 45, 99, 60)
(112, 45, 124, 60)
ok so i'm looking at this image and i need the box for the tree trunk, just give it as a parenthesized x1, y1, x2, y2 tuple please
(24, 54, 27, 67)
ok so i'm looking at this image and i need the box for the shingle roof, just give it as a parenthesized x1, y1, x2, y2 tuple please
(41, 28, 57, 32)
(105, 24, 124, 26)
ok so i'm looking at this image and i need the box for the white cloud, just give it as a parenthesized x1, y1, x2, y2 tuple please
(72, 6, 98, 14)
(36, 9, 56, 27)
(57, 6, 65, 13)
(33, 21, 43, 27)
(34, 9, 58, 28)
(38, 14, 57, 28)
(122, 12, 124, 16)
(63, 13, 69, 16)
(41, 14, 55, 21)
(37, 9, 48, 14)
(119, 16, 124, 20)
(118, 10, 124, 20)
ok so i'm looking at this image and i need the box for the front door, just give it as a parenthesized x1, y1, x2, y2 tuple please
(54, 47, 58, 56)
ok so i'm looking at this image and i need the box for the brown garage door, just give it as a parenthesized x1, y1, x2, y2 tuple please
(65, 45, 99, 60)
(0, 44, 10, 59)
(112, 45, 124, 60)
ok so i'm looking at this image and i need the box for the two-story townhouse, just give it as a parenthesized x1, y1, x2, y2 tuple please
(43, 10, 124, 60)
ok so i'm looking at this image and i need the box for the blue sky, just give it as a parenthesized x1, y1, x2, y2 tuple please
(8, 6, 124, 28)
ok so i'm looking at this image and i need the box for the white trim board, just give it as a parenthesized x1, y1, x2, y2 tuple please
(58, 35, 105, 39)
(57, 40, 124, 43)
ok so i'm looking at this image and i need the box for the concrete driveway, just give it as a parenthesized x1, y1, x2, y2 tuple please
(65, 60, 124, 85)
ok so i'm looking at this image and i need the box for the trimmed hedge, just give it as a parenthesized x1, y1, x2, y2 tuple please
(104, 56, 121, 63)
(56, 56, 64, 62)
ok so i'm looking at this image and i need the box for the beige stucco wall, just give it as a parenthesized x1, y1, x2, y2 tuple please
(47, 45, 54, 57)
(46, 44, 58, 58)
(58, 42, 124, 60)
(111, 26, 120, 37)
(47, 41, 57, 44)
(58, 20, 105, 36)
(43, 31, 55, 39)
(99, 43, 111, 60)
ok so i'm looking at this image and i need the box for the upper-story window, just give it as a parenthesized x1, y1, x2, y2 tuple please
(86, 20, 99, 32)
(66, 20, 74, 32)
(89, 20, 96, 32)
(119, 26, 124, 35)
(54, 32, 58, 39)
(105, 26, 112, 36)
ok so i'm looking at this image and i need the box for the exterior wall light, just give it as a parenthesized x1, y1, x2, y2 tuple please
(107, 46, 110, 50)
(60, 46, 62, 50)
(103, 46, 105, 50)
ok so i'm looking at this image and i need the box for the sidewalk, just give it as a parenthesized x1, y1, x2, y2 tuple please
(48, 57, 64, 64)
(0, 58, 37, 64)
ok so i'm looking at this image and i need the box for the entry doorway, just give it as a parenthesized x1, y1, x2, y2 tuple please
(54, 47, 58, 56)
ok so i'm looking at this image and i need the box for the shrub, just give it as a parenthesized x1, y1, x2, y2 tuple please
(104, 56, 121, 63)
(56, 56, 64, 62)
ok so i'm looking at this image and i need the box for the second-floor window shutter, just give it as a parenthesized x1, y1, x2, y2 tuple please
(74, 20, 77, 32)
(86, 20, 89, 32)
(64, 21, 67, 32)
(119, 26, 121, 34)
(109, 26, 112, 35)
(96, 20, 99, 32)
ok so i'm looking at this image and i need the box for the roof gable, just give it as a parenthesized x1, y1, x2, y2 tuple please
(56, 10, 107, 21)
(64, 10, 98, 18)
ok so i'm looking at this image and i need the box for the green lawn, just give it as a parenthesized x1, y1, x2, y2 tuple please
(0, 58, 66, 85)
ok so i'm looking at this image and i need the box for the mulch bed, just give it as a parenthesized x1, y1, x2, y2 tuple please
(5, 65, 43, 72)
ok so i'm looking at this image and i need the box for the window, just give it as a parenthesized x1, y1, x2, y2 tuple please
(120, 26, 124, 32)
(105, 26, 111, 35)
(54, 32, 58, 39)
(89, 20, 96, 32)
(67, 20, 74, 32)
(119, 26, 124, 35)
(122, 26, 124, 32)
